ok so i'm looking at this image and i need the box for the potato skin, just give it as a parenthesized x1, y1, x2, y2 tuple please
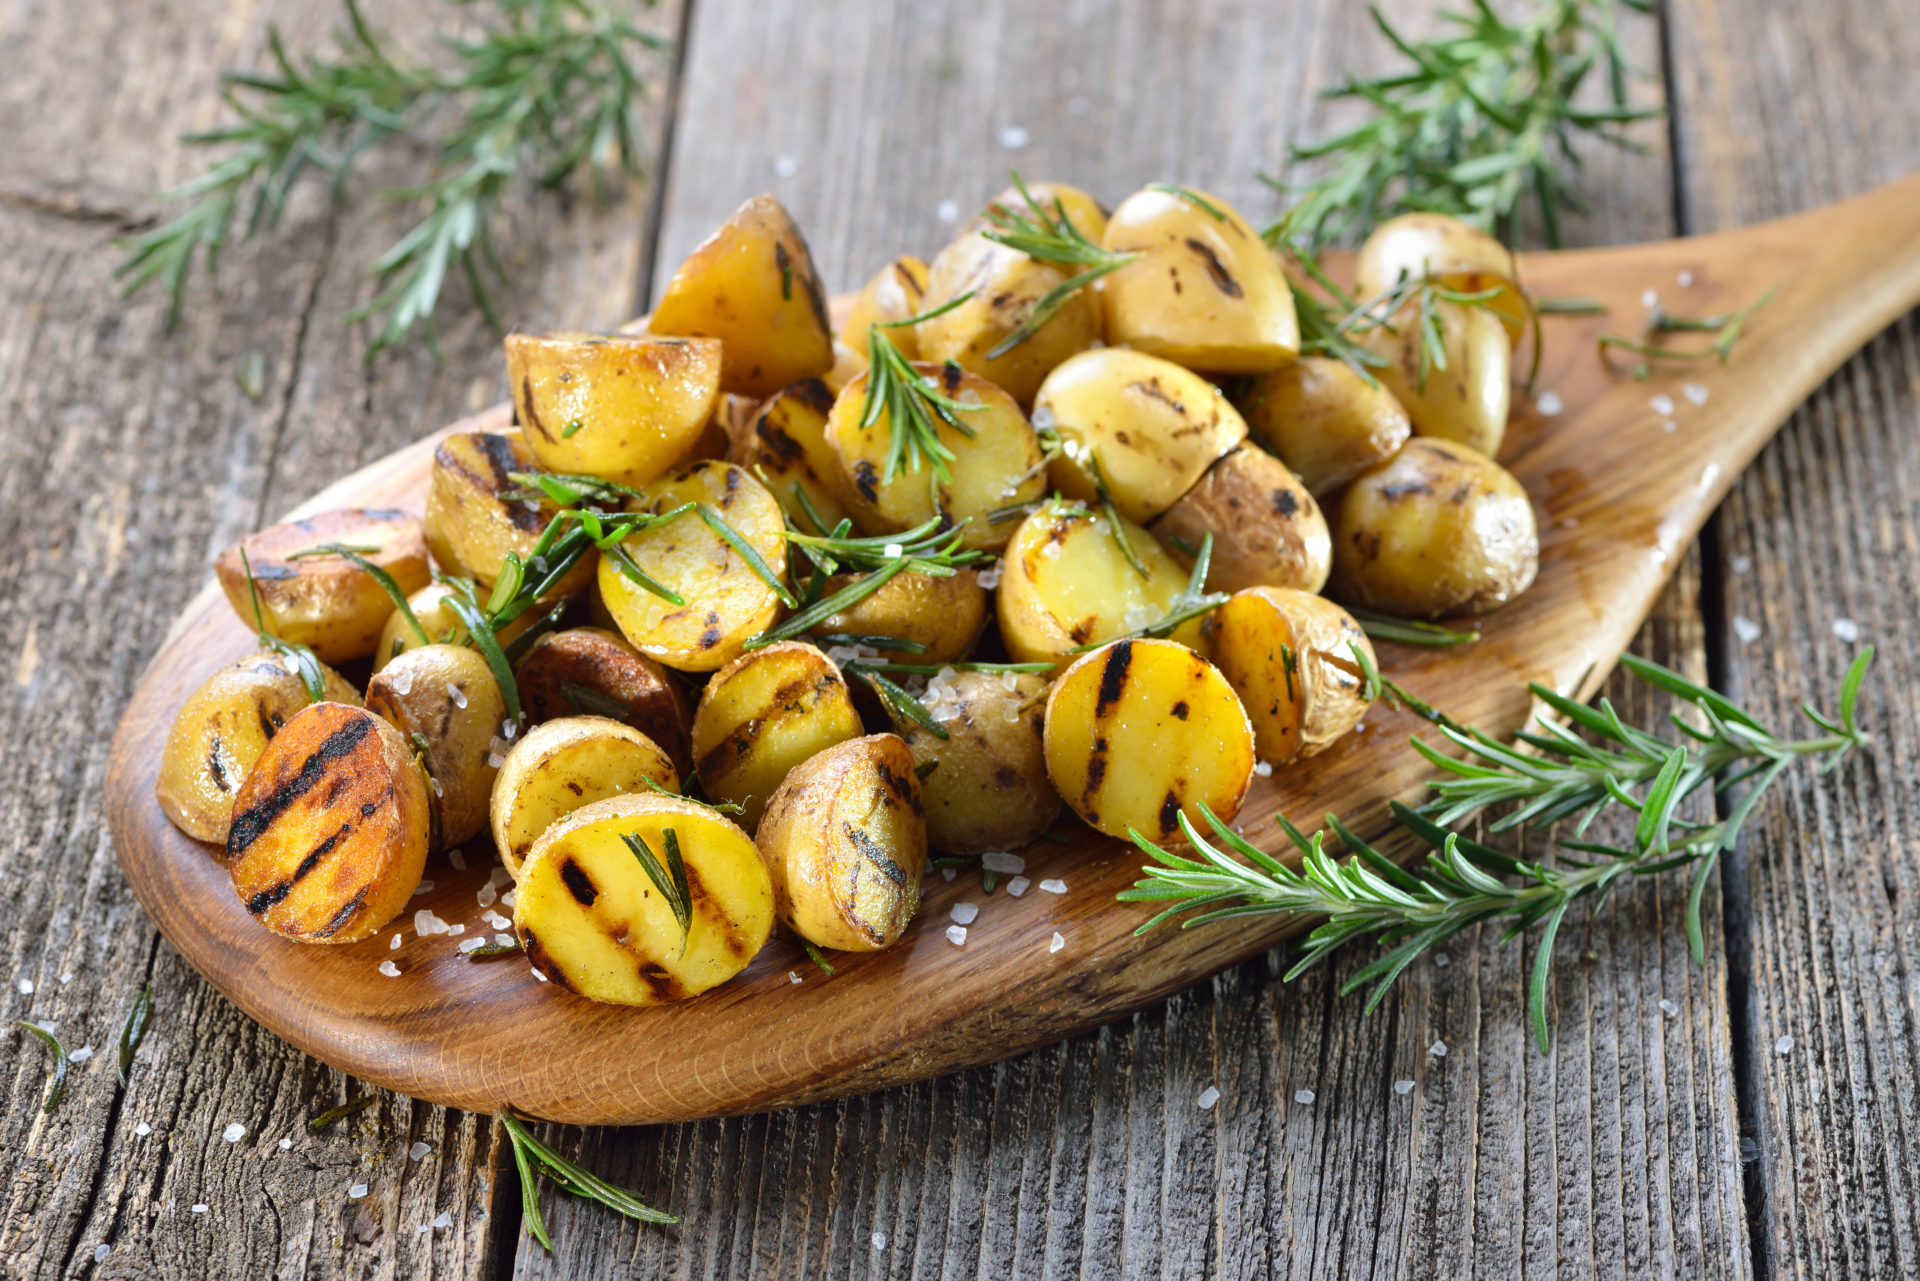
(915, 231, 1101, 407)
(365, 645, 508, 849)
(649, 193, 835, 399)
(756, 734, 927, 952)
(514, 626, 693, 774)
(425, 431, 594, 595)
(727, 378, 851, 535)
(1204, 587, 1374, 764)
(976, 180, 1108, 243)
(506, 332, 723, 487)
(1361, 299, 1512, 457)
(156, 652, 362, 844)
(1332, 439, 1539, 618)
(1354, 212, 1528, 342)
(489, 716, 680, 879)
(227, 702, 430, 944)
(839, 256, 929, 358)
(373, 581, 536, 674)
(1237, 355, 1413, 500)
(215, 509, 430, 664)
(1099, 185, 1299, 374)
(816, 568, 988, 664)
(1149, 445, 1330, 594)
(690, 642, 863, 831)
(1043, 639, 1255, 840)
(1037, 348, 1248, 524)
(897, 670, 1058, 856)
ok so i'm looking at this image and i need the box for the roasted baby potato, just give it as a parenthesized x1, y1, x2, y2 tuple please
(596, 461, 789, 671)
(215, 509, 430, 665)
(424, 431, 589, 595)
(372, 581, 537, 674)
(815, 567, 988, 664)
(1205, 587, 1374, 764)
(155, 652, 362, 844)
(1043, 639, 1255, 840)
(1236, 355, 1413, 499)
(226, 702, 430, 944)
(977, 180, 1109, 243)
(515, 793, 774, 1004)
(896, 670, 1058, 856)
(649, 193, 835, 399)
(728, 378, 851, 534)
(1149, 445, 1331, 594)
(915, 232, 1101, 407)
(839, 256, 929, 358)
(1361, 299, 1512, 457)
(996, 501, 1204, 667)
(1332, 438, 1539, 618)
(365, 644, 508, 849)
(515, 626, 693, 774)
(1099, 185, 1298, 373)
(1037, 348, 1248, 524)
(490, 716, 680, 879)
(691, 641, 863, 830)
(826, 362, 1046, 551)
(505, 332, 723, 487)
(1354, 212, 1528, 342)
(756, 733, 927, 952)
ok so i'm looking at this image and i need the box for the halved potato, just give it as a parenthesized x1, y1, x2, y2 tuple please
(1354, 212, 1528, 343)
(896, 670, 1058, 856)
(1099, 185, 1298, 374)
(755, 733, 927, 952)
(815, 567, 987, 663)
(365, 645, 508, 849)
(505, 332, 723, 487)
(373, 581, 537, 674)
(215, 509, 430, 664)
(425, 431, 578, 594)
(1204, 587, 1374, 764)
(596, 461, 789, 672)
(728, 378, 851, 534)
(156, 652, 362, 844)
(1236, 355, 1413, 500)
(1037, 347, 1248, 524)
(514, 793, 774, 1004)
(490, 716, 680, 879)
(690, 641, 863, 830)
(996, 501, 1203, 668)
(1148, 445, 1331, 594)
(649, 194, 835, 399)
(515, 626, 693, 774)
(227, 702, 430, 943)
(825, 362, 1045, 551)
(1360, 299, 1512, 457)
(1043, 639, 1255, 840)
(840, 256, 929, 358)
(914, 231, 1101, 407)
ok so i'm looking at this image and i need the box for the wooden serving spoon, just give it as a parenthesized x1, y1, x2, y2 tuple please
(106, 172, 1920, 1125)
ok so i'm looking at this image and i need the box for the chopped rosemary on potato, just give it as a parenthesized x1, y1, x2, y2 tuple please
(237, 547, 328, 703)
(849, 666, 951, 740)
(1067, 533, 1226, 653)
(1144, 182, 1227, 221)
(861, 296, 983, 484)
(289, 542, 429, 643)
(750, 516, 984, 652)
(621, 829, 692, 951)
(978, 172, 1141, 359)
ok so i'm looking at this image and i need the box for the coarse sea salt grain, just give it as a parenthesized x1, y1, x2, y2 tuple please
(1733, 555, 1753, 575)
(1733, 615, 1762, 645)
(998, 124, 1031, 150)
(1196, 1086, 1220, 1110)
(977, 566, 1002, 589)
(487, 753, 506, 769)
(459, 937, 485, 953)
(388, 668, 414, 696)
(191, 1204, 209, 1214)
(415, 909, 449, 935)
(491, 865, 513, 888)
(1006, 876, 1030, 897)
(1536, 390, 1563, 417)
(532, 967, 549, 983)
(1662, 419, 1678, 434)
(1660, 999, 1681, 1016)
(1253, 760, 1274, 778)
(391, 934, 402, 950)
(1049, 932, 1065, 954)
(1295, 1090, 1316, 1105)
(379, 961, 401, 978)
(950, 902, 980, 926)
(1642, 287, 1659, 309)
(1650, 393, 1675, 416)
(1776, 1034, 1795, 1054)
(223, 1123, 246, 1143)
(448, 847, 467, 872)
(94, 1245, 110, 1263)
(872, 1231, 889, 1249)
(1429, 1040, 1448, 1058)
(501, 889, 516, 908)
(982, 851, 1025, 874)
(279, 1137, 292, 1150)
(1394, 1079, 1416, 1096)
(135, 1122, 152, 1137)
(447, 924, 464, 936)
(940, 867, 957, 883)
(495, 933, 514, 948)
(410, 1142, 432, 1161)
(1039, 878, 1067, 894)
(937, 198, 960, 224)
(946, 925, 968, 947)
(1433, 953, 1449, 969)
(59, 973, 72, 985)
(1683, 381, 1709, 405)
(477, 883, 498, 908)
(17, 979, 31, 995)
(1679, 270, 1695, 286)
(449, 686, 467, 709)
(1833, 618, 1860, 643)
(349, 1184, 369, 1200)
(433, 1211, 453, 1229)
(485, 910, 512, 930)
(883, 542, 904, 559)
(789, 971, 802, 985)
(71, 1046, 94, 1062)
(413, 880, 435, 897)
(772, 154, 798, 178)
(429, 776, 443, 797)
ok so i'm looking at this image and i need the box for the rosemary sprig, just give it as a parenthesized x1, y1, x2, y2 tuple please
(117, 0, 668, 357)
(1085, 453, 1149, 578)
(849, 666, 951, 740)
(1349, 608, 1480, 647)
(500, 1112, 676, 1252)
(1599, 287, 1775, 369)
(1068, 532, 1225, 653)
(978, 173, 1141, 359)
(861, 298, 983, 485)
(442, 591, 523, 724)
(308, 1094, 378, 1132)
(621, 829, 692, 951)
(1145, 183, 1228, 221)
(238, 547, 328, 703)
(639, 774, 745, 816)
(749, 517, 984, 651)
(289, 542, 428, 643)
(14, 1021, 68, 1114)
(117, 983, 153, 1088)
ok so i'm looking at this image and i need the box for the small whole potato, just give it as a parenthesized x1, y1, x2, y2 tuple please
(1332, 438, 1539, 618)
(1149, 445, 1330, 594)
(815, 567, 988, 664)
(365, 644, 509, 849)
(1236, 355, 1413, 499)
(896, 670, 1058, 856)
(215, 509, 431, 664)
(1205, 587, 1374, 764)
(1361, 299, 1512, 457)
(691, 641, 863, 831)
(425, 431, 594, 594)
(514, 627, 693, 773)
(727, 378, 851, 534)
(374, 581, 537, 674)
(1354, 212, 1528, 343)
(490, 716, 680, 879)
(915, 232, 1101, 407)
(839, 256, 929, 358)
(506, 332, 723, 487)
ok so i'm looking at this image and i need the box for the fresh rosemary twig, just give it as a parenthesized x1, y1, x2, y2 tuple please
(14, 1021, 69, 1114)
(861, 298, 983, 485)
(748, 517, 984, 651)
(1349, 608, 1481, 648)
(290, 542, 428, 643)
(621, 830, 692, 951)
(465, 938, 525, 961)
(978, 172, 1141, 359)
(501, 1112, 677, 1251)
(801, 938, 836, 977)
(1599, 287, 1775, 369)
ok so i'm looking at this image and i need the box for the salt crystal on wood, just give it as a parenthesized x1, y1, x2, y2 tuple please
(1039, 878, 1067, 894)
(410, 1142, 431, 1160)
(223, 1123, 245, 1142)
(946, 925, 968, 946)
(1394, 1079, 1415, 1096)
(1294, 1090, 1315, 1105)
(982, 851, 1024, 874)
(1006, 876, 1030, 897)
(1429, 1040, 1448, 1057)
(950, 902, 979, 925)
(1196, 1086, 1220, 1110)
(379, 961, 401, 978)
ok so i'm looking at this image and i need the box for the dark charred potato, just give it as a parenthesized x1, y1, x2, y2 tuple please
(514, 626, 693, 775)
(214, 509, 430, 664)
(1149, 445, 1331, 594)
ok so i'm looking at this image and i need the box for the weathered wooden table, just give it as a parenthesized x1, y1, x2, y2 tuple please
(3, 0, 1916, 1275)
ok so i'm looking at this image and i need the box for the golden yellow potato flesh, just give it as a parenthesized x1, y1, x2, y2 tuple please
(1204, 587, 1374, 765)
(1148, 445, 1331, 595)
(215, 509, 430, 665)
(424, 430, 592, 593)
(1361, 299, 1512, 457)
(839, 256, 929, 358)
(728, 377, 851, 535)
(1236, 355, 1413, 500)
(490, 716, 680, 879)
(915, 232, 1101, 407)
(691, 641, 864, 832)
(1354, 212, 1529, 343)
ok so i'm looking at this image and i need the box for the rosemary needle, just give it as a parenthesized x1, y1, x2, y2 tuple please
(14, 1021, 69, 1114)
(117, 983, 153, 1088)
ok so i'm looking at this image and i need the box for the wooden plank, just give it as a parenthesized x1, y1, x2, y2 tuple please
(0, 0, 685, 1275)
(1667, 0, 1920, 1272)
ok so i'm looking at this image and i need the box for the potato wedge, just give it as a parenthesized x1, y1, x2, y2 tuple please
(1204, 587, 1374, 764)
(490, 716, 680, 879)
(1149, 445, 1331, 594)
(727, 378, 852, 534)
(996, 501, 1203, 667)
(1037, 347, 1248, 524)
(1354, 212, 1528, 343)
(914, 231, 1101, 407)
(839, 256, 929, 358)
(1043, 639, 1255, 840)
(596, 461, 789, 671)
(506, 332, 723, 487)
(691, 641, 863, 830)
(897, 670, 1058, 856)
(755, 733, 927, 952)
(373, 581, 537, 674)
(1236, 355, 1413, 499)
(424, 431, 591, 596)
(226, 702, 430, 944)
(514, 793, 774, 1004)
(1360, 299, 1512, 457)
(815, 567, 988, 664)
(514, 626, 693, 773)
(649, 194, 835, 399)
(826, 362, 1045, 551)
(1332, 438, 1538, 618)
(215, 509, 430, 664)
(365, 645, 508, 849)
(156, 652, 362, 844)
(1099, 185, 1298, 374)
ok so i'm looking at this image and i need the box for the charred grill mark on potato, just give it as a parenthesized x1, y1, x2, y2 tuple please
(313, 885, 371, 938)
(1184, 238, 1244, 297)
(560, 858, 598, 906)
(520, 375, 551, 440)
(520, 928, 574, 992)
(1158, 790, 1182, 835)
(1094, 641, 1134, 718)
(637, 961, 687, 1002)
(227, 715, 374, 856)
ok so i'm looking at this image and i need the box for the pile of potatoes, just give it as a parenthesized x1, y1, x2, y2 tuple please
(155, 183, 1541, 1007)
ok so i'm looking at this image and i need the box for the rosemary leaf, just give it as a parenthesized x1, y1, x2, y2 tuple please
(117, 983, 153, 1088)
(443, 592, 522, 723)
(14, 1020, 69, 1114)
(801, 939, 836, 976)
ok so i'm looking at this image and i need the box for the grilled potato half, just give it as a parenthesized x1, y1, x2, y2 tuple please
(214, 509, 430, 664)
(896, 670, 1058, 856)
(156, 652, 362, 844)
(1354, 212, 1529, 343)
(1149, 445, 1330, 595)
(490, 716, 680, 879)
(914, 229, 1102, 407)
(365, 645, 508, 849)
(1205, 587, 1375, 765)
(515, 626, 693, 774)
(226, 702, 431, 944)
(515, 793, 775, 1004)
(1360, 299, 1512, 457)
(425, 430, 595, 594)
(756, 733, 928, 952)
(505, 332, 723, 487)
(1237, 355, 1413, 500)
(727, 378, 851, 535)
(691, 642, 863, 831)
(1043, 639, 1255, 840)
